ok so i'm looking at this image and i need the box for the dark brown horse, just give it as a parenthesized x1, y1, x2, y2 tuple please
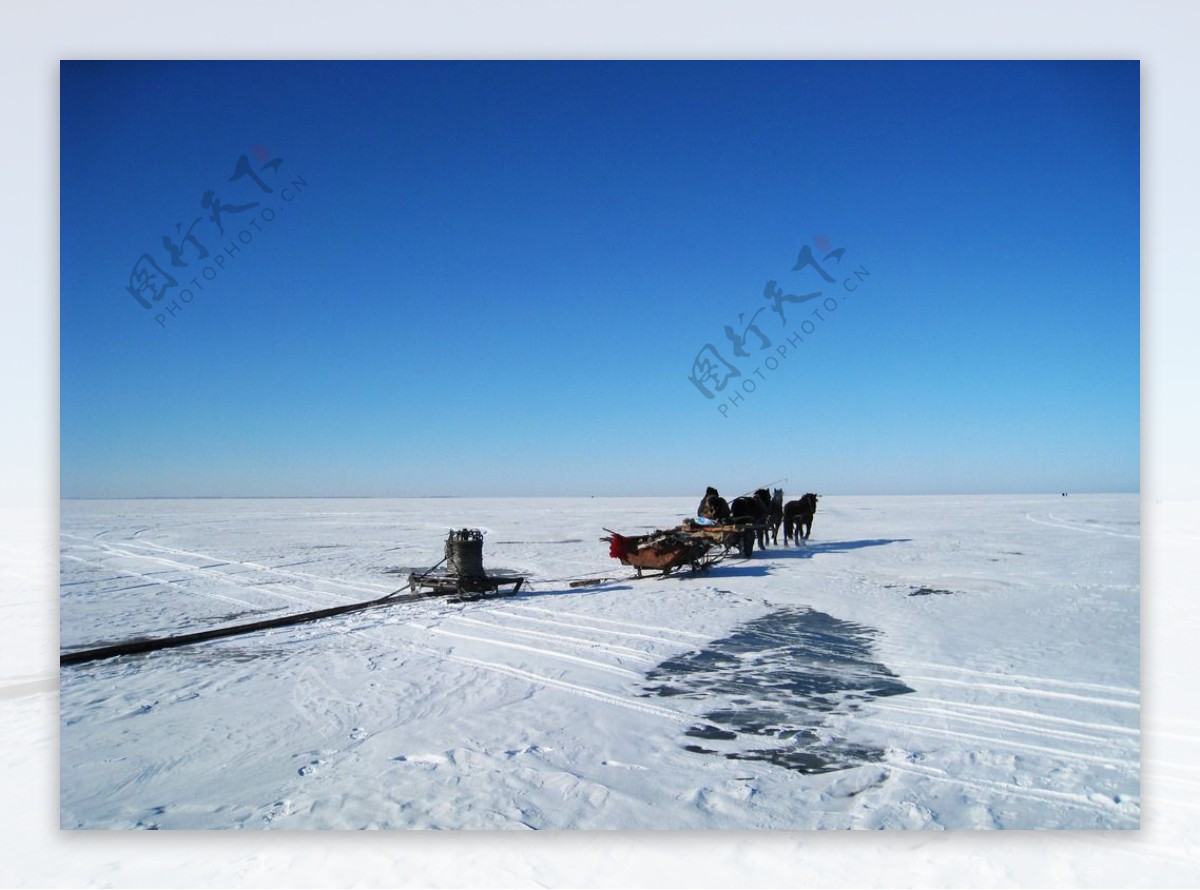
(783, 493, 819, 544)
(730, 488, 772, 549)
(766, 488, 784, 545)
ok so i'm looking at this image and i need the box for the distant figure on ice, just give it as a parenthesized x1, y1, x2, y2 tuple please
(698, 486, 731, 522)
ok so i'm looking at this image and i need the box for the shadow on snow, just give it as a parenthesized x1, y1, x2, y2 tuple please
(756, 538, 911, 559)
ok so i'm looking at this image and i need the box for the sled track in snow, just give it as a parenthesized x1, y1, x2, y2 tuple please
(63, 533, 392, 601)
(883, 697, 1140, 737)
(867, 717, 1136, 768)
(62, 536, 378, 610)
(449, 615, 659, 664)
(884, 660, 1140, 698)
(900, 673, 1139, 710)
(96, 543, 348, 608)
(1024, 513, 1139, 539)
(124, 538, 396, 596)
(402, 643, 695, 726)
(61, 553, 260, 611)
(417, 625, 645, 679)
(499, 604, 712, 641)
(486, 607, 708, 648)
(871, 700, 1139, 748)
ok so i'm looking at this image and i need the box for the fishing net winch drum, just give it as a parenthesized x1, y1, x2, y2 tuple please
(408, 527, 525, 599)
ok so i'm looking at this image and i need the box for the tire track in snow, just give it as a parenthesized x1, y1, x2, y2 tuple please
(416, 625, 643, 678)
(484, 609, 696, 648)
(67, 538, 370, 609)
(449, 616, 657, 664)
(903, 674, 1140, 710)
(885, 660, 1139, 697)
(890, 698, 1140, 737)
(60, 575, 130, 587)
(1025, 513, 1139, 539)
(395, 638, 694, 725)
(868, 718, 1137, 768)
(123, 539, 394, 596)
(870, 700, 1138, 749)
(496, 604, 712, 641)
(80, 542, 348, 608)
(1048, 513, 1139, 537)
(60, 554, 259, 611)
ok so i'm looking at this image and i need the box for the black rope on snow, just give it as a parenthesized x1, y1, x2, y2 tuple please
(60, 588, 418, 668)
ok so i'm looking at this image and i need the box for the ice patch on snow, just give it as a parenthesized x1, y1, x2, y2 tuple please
(642, 606, 914, 773)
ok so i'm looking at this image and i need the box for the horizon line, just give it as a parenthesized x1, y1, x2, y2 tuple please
(60, 490, 1140, 501)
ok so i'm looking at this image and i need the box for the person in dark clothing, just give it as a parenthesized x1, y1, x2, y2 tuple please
(698, 486, 731, 521)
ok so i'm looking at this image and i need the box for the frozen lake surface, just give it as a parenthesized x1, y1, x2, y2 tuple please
(58, 494, 1139, 830)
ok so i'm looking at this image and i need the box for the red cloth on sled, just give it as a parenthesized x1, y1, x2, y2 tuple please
(609, 533, 629, 561)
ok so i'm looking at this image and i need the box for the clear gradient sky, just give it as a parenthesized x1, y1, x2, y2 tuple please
(60, 60, 1139, 498)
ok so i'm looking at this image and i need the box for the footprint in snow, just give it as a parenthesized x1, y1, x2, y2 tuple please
(296, 753, 332, 776)
(392, 753, 450, 767)
(503, 745, 553, 758)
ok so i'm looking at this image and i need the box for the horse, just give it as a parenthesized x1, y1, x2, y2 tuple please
(766, 488, 784, 545)
(730, 488, 772, 549)
(783, 493, 819, 544)
(697, 486, 731, 522)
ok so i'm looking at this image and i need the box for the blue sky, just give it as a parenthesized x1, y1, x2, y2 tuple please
(60, 60, 1139, 497)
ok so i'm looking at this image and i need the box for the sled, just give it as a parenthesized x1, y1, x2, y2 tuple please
(602, 514, 758, 578)
(604, 529, 716, 578)
(406, 528, 526, 600)
(407, 571, 525, 599)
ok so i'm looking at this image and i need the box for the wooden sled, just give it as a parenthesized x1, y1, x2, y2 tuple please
(604, 529, 721, 578)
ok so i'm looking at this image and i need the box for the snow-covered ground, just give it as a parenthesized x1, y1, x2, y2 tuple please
(57, 494, 1140, 832)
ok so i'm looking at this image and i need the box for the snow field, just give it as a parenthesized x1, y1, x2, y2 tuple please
(58, 495, 1139, 830)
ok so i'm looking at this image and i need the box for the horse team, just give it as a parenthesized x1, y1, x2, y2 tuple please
(698, 486, 820, 549)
